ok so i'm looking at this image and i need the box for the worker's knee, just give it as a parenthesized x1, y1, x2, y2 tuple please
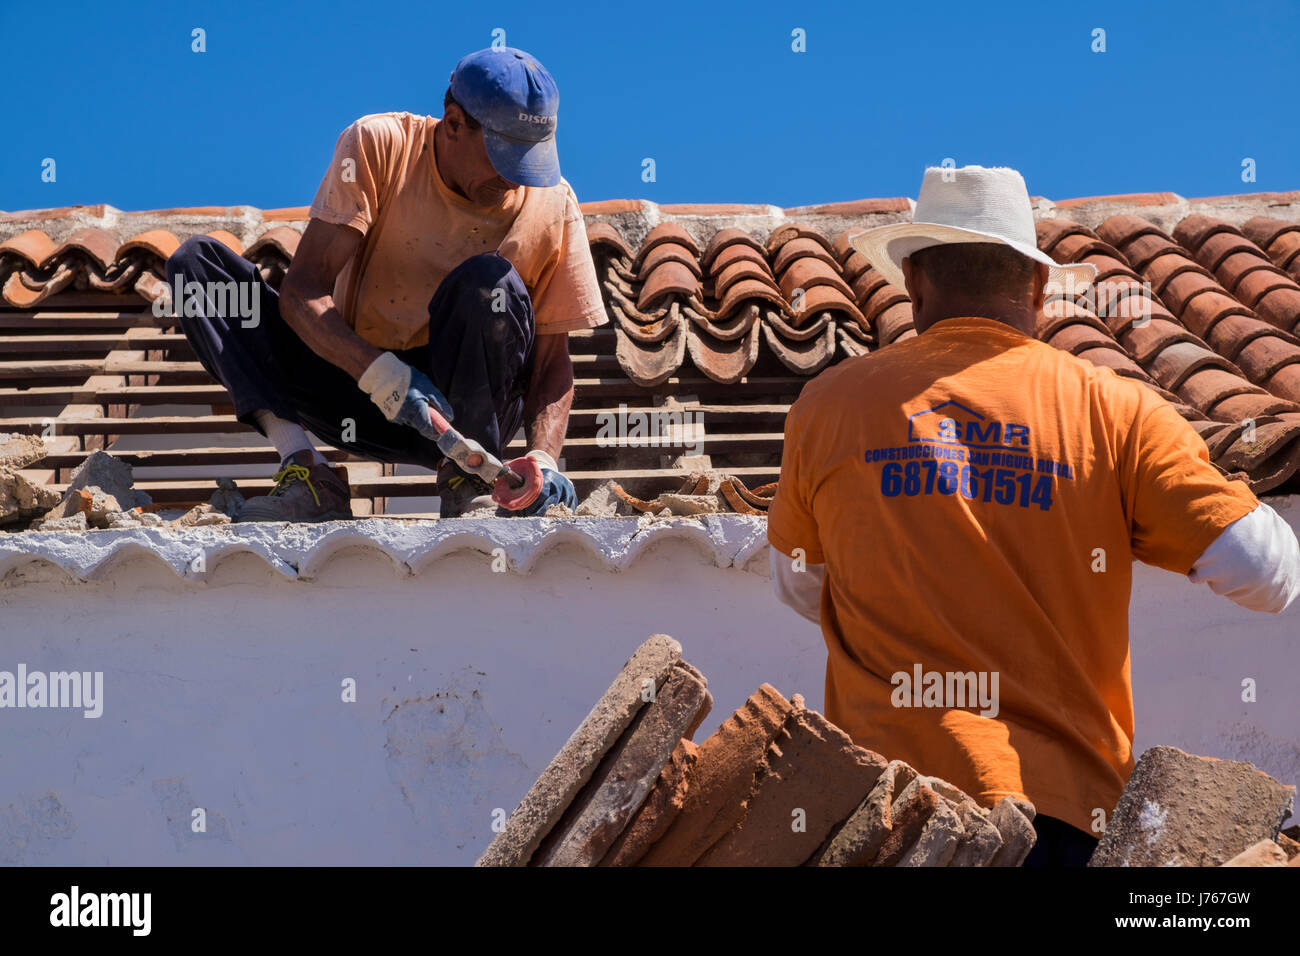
(165, 234, 225, 283)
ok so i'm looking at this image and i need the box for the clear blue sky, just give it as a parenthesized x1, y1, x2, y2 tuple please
(6, 0, 1298, 213)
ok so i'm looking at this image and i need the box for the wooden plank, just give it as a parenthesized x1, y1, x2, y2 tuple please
(32, 432, 783, 469)
(0, 333, 188, 354)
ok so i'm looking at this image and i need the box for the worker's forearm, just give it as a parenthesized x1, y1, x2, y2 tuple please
(278, 283, 382, 381)
(523, 351, 574, 460)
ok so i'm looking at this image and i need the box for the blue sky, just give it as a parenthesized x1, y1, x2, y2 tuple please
(6, 0, 1298, 212)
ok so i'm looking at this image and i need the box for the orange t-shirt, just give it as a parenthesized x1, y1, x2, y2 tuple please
(308, 111, 607, 350)
(767, 315, 1258, 832)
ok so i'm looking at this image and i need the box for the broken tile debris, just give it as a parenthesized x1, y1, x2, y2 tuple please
(482, 638, 1299, 868)
(481, 637, 1036, 867)
(1088, 745, 1295, 867)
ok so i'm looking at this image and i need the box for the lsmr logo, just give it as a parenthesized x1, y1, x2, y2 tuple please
(907, 401, 1030, 448)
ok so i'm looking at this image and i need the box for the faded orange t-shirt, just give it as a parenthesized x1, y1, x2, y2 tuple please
(308, 111, 607, 350)
(767, 315, 1258, 833)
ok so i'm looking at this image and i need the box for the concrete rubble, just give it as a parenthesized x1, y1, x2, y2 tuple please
(1088, 745, 1295, 867)
(0, 434, 61, 527)
(479, 637, 1040, 867)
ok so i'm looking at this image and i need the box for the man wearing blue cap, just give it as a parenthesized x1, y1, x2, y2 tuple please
(167, 47, 607, 520)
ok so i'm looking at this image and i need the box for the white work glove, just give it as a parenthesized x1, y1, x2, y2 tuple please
(358, 352, 454, 433)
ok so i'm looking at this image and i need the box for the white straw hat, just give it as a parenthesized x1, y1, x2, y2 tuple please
(849, 165, 1096, 295)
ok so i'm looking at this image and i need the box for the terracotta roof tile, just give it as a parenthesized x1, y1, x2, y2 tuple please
(5, 197, 1300, 496)
(701, 228, 765, 272)
(636, 242, 702, 282)
(636, 259, 701, 311)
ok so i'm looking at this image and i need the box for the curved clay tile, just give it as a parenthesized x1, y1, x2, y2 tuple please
(765, 307, 834, 343)
(613, 306, 686, 387)
(765, 224, 832, 257)
(1265, 364, 1300, 403)
(1205, 313, 1300, 360)
(1241, 217, 1300, 253)
(56, 227, 119, 271)
(1244, 226, 1300, 276)
(87, 259, 143, 292)
(585, 222, 633, 261)
(1035, 218, 1094, 255)
(851, 267, 891, 304)
(712, 277, 788, 320)
(1160, 270, 1225, 315)
(837, 324, 871, 358)
(1076, 347, 1157, 384)
(636, 242, 702, 282)
(1119, 233, 1184, 272)
(686, 317, 761, 384)
(1254, 287, 1300, 333)
(684, 303, 759, 341)
(637, 259, 701, 312)
(610, 297, 682, 342)
(1080, 253, 1140, 281)
(1049, 233, 1121, 264)
(1148, 341, 1243, 391)
(772, 236, 838, 276)
(839, 249, 872, 284)
(1178, 289, 1253, 339)
(874, 301, 915, 345)
(1095, 215, 1166, 253)
(1172, 214, 1235, 253)
(245, 226, 300, 261)
(1179, 367, 1267, 414)
(1212, 416, 1300, 494)
(861, 280, 910, 324)
(713, 257, 777, 301)
(795, 285, 867, 328)
(1233, 268, 1292, 310)
(1215, 251, 1283, 293)
(721, 477, 777, 513)
(777, 256, 854, 302)
(1196, 232, 1262, 272)
(1120, 318, 1200, 365)
(1048, 323, 1124, 356)
(1037, 298, 1108, 341)
(1214, 392, 1300, 420)
(634, 223, 700, 269)
(0, 229, 57, 267)
(701, 228, 764, 272)
(1233, 335, 1300, 383)
(1143, 253, 1212, 297)
(708, 242, 771, 279)
(118, 229, 181, 261)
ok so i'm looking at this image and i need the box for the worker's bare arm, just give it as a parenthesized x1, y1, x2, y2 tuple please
(523, 331, 574, 461)
(278, 219, 383, 381)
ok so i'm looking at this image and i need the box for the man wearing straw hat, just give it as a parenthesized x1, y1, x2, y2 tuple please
(767, 165, 1300, 866)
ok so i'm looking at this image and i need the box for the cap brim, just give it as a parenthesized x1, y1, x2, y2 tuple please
(849, 222, 1096, 298)
(483, 129, 561, 188)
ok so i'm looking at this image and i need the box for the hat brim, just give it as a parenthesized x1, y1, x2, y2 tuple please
(483, 129, 561, 188)
(848, 221, 1096, 297)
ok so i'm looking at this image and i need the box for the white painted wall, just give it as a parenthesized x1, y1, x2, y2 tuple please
(0, 501, 1296, 865)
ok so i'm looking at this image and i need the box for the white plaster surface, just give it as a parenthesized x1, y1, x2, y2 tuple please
(0, 505, 1296, 865)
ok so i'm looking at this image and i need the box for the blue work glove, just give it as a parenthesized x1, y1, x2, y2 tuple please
(493, 451, 578, 516)
(357, 352, 454, 438)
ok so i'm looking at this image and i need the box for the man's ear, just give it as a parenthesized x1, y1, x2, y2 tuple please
(901, 256, 922, 312)
(1031, 261, 1050, 311)
(442, 103, 466, 140)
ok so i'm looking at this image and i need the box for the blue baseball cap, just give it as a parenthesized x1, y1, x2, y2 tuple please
(449, 47, 561, 188)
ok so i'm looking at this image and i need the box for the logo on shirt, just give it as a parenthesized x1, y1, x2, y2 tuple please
(907, 401, 1029, 448)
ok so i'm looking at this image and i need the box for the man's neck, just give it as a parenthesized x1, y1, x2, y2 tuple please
(431, 122, 467, 200)
(914, 307, 1037, 337)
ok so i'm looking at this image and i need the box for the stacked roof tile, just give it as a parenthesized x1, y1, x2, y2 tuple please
(3, 191, 1300, 514)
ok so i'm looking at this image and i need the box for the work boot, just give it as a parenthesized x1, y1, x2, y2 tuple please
(435, 458, 495, 518)
(236, 451, 353, 523)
